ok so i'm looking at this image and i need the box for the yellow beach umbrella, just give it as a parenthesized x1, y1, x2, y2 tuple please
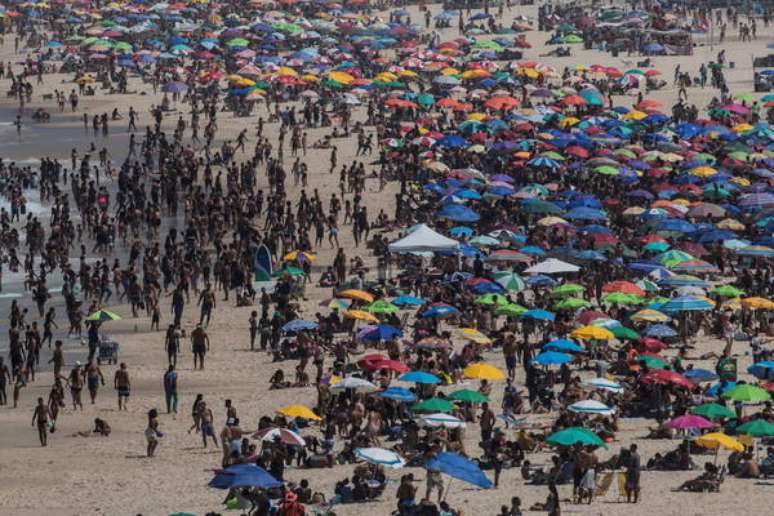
(630, 309, 670, 322)
(463, 363, 506, 381)
(456, 328, 492, 345)
(570, 325, 615, 341)
(717, 218, 745, 230)
(338, 289, 375, 303)
(622, 110, 647, 121)
(440, 67, 460, 76)
(277, 67, 298, 77)
(343, 309, 379, 323)
(690, 166, 717, 178)
(732, 123, 754, 133)
(623, 206, 646, 216)
(721, 297, 742, 311)
(695, 432, 745, 452)
(328, 70, 355, 84)
(277, 405, 322, 421)
(741, 297, 774, 310)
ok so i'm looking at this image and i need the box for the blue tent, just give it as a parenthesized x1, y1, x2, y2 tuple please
(425, 452, 493, 489)
(209, 464, 282, 490)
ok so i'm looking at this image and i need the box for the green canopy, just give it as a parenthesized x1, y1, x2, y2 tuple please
(691, 403, 736, 419)
(448, 389, 490, 403)
(722, 384, 772, 402)
(736, 419, 774, 437)
(547, 427, 606, 448)
(366, 300, 399, 314)
(411, 398, 454, 413)
(86, 309, 122, 322)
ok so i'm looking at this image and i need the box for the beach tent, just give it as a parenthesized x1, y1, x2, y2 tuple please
(524, 258, 580, 274)
(388, 224, 460, 253)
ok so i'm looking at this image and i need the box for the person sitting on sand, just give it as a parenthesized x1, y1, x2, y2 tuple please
(675, 462, 721, 492)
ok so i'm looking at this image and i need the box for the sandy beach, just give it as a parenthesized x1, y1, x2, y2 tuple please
(2, 1, 774, 516)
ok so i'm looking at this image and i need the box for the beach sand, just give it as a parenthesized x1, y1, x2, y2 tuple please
(0, 3, 772, 515)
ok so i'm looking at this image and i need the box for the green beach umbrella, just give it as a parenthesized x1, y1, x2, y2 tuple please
(712, 285, 745, 297)
(474, 293, 510, 306)
(736, 419, 774, 437)
(691, 403, 736, 419)
(493, 272, 526, 292)
(555, 298, 592, 310)
(411, 398, 454, 413)
(601, 292, 642, 305)
(610, 325, 639, 340)
(366, 300, 400, 314)
(86, 309, 122, 322)
(547, 427, 606, 448)
(496, 303, 528, 317)
(448, 389, 490, 403)
(638, 355, 669, 369)
(722, 384, 772, 402)
(594, 165, 619, 176)
(551, 283, 585, 297)
(273, 266, 304, 277)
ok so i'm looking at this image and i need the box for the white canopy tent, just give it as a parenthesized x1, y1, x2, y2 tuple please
(388, 224, 460, 254)
(524, 258, 580, 274)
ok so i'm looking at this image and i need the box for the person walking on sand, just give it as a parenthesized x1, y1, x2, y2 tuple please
(68, 362, 84, 410)
(199, 401, 218, 448)
(145, 408, 161, 457)
(84, 360, 105, 404)
(31, 397, 52, 447)
(191, 324, 209, 370)
(114, 362, 130, 411)
(164, 364, 178, 415)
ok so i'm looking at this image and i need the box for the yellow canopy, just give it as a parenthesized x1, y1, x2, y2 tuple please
(337, 289, 375, 303)
(343, 309, 378, 323)
(570, 325, 615, 341)
(463, 363, 506, 381)
(696, 432, 745, 452)
(277, 405, 322, 421)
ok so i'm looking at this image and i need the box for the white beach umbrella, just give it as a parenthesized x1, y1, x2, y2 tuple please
(569, 399, 615, 415)
(419, 413, 466, 429)
(524, 258, 580, 275)
(330, 377, 379, 393)
(580, 377, 624, 393)
(354, 447, 406, 469)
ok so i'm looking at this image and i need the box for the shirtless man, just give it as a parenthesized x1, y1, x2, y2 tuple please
(199, 401, 218, 448)
(68, 362, 84, 410)
(31, 397, 52, 446)
(197, 284, 216, 327)
(0, 357, 10, 405)
(191, 324, 209, 370)
(114, 362, 130, 410)
(48, 340, 65, 379)
(84, 360, 105, 404)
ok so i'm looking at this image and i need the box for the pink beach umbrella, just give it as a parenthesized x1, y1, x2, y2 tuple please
(664, 414, 715, 430)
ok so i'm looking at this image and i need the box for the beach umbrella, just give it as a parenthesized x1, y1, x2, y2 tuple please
(711, 285, 745, 297)
(492, 272, 526, 291)
(331, 377, 379, 393)
(354, 448, 406, 468)
(436, 204, 480, 222)
(641, 370, 694, 388)
(343, 309, 379, 323)
(474, 293, 510, 306)
(252, 427, 306, 447)
(276, 405, 321, 421)
(496, 303, 528, 317)
(463, 363, 506, 380)
(163, 81, 188, 93)
(521, 309, 556, 322)
(581, 377, 623, 393)
(533, 351, 573, 366)
(645, 324, 678, 338)
(281, 319, 318, 333)
(741, 297, 774, 311)
(399, 371, 441, 384)
(419, 413, 466, 428)
(570, 325, 614, 340)
(448, 389, 490, 403)
(338, 289, 375, 303)
(749, 361, 774, 380)
(664, 415, 714, 430)
(568, 400, 615, 415)
(392, 295, 426, 306)
(659, 296, 714, 313)
(366, 300, 400, 314)
(555, 298, 592, 310)
(736, 419, 774, 437)
(456, 328, 492, 345)
(551, 283, 585, 297)
(691, 403, 735, 419)
(722, 384, 771, 402)
(209, 464, 282, 489)
(411, 397, 455, 413)
(524, 258, 580, 274)
(695, 432, 745, 452)
(358, 324, 403, 342)
(630, 309, 670, 322)
(609, 325, 640, 340)
(86, 309, 122, 321)
(378, 387, 417, 403)
(421, 303, 460, 318)
(425, 452, 493, 489)
(684, 369, 719, 382)
(547, 427, 606, 448)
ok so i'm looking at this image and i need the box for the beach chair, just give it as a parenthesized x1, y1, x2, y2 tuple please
(595, 472, 614, 497)
(616, 472, 628, 502)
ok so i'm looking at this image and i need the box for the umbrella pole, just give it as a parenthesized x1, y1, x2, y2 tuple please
(443, 477, 453, 502)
